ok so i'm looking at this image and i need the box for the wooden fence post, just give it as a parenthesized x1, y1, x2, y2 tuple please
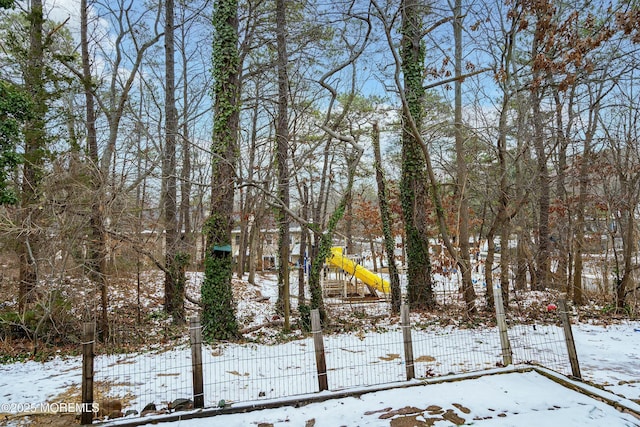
(493, 286, 513, 366)
(400, 304, 415, 380)
(311, 309, 328, 391)
(190, 315, 205, 408)
(81, 322, 95, 425)
(558, 299, 582, 379)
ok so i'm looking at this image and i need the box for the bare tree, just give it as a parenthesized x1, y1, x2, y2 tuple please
(451, 0, 476, 313)
(275, 0, 291, 329)
(475, 0, 525, 309)
(372, 122, 401, 314)
(521, 0, 617, 292)
(18, 0, 46, 310)
(79, 0, 109, 335)
(163, 0, 187, 323)
(598, 88, 640, 311)
(572, 79, 608, 306)
(80, 0, 162, 337)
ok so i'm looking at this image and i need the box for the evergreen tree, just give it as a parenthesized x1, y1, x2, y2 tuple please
(0, 80, 30, 205)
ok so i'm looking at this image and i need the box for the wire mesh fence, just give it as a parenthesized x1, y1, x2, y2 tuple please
(92, 317, 193, 416)
(508, 323, 570, 375)
(323, 329, 407, 390)
(94, 346, 193, 413)
(86, 295, 578, 421)
(202, 338, 319, 404)
(411, 326, 504, 377)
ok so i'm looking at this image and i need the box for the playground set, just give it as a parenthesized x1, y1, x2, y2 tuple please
(320, 247, 390, 299)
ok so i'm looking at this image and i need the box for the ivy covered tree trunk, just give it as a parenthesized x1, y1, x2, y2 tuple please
(0, 0, 30, 205)
(0, 81, 30, 205)
(201, 0, 239, 341)
(399, 0, 434, 310)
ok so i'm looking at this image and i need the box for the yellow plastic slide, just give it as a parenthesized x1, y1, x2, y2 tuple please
(327, 247, 390, 294)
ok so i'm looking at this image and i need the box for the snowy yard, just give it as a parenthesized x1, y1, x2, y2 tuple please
(0, 271, 639, 426)
(140, 369, 640, 427)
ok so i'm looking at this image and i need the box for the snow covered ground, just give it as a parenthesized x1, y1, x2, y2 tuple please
(0, 271, 639, 426)
(140, 369, 640, 427)
(1, 322, 638, 426)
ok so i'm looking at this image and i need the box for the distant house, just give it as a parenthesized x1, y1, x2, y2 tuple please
(231, 226, 304, 271)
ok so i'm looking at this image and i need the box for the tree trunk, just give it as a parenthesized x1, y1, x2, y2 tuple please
(453, 0, 476, 314)
(346, 201, 354, 256)
(201, 0, 240, 341)
(533, 96, 550, 292)
(617, 208, 635, 310)
(495, 17, 517, 306)
(306, 136, 332, 320)
(243, 84, 261, 282)
(574, 82, 605, 306)
(400, 0, 434, 310)
(179, 12, 193, 262)
(485, 236, 496, 308)
(373, 122, 401, 314)
(80, 0, 109, 337)
(499, 218, 510, 306)
(515, 231, 528, 291)
(298, 184, 309, 308)
(308, 153, 361, 324)
(248, 221, 257, 284)
(552, 86, 571, 291)
(163, 0, 185, 323)
(369, 237, 378, 272)
(514, 96, 530, 292)
(530, 26, 551, 291)
(18, 0, 46, 310)
(78, 0, 161, 337)
(275, 0, 291, 330)
(572, 142, 590, 307)
(237, 216, 247, 277)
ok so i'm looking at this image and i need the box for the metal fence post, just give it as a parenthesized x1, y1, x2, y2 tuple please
(311, 309, 328, 391)
(400, 304, 415, 380)
(493, 285, 513, 366)
(558, 299, 582, 379)
(81, 322, 95, 425)
(190, 315, 205, 408)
